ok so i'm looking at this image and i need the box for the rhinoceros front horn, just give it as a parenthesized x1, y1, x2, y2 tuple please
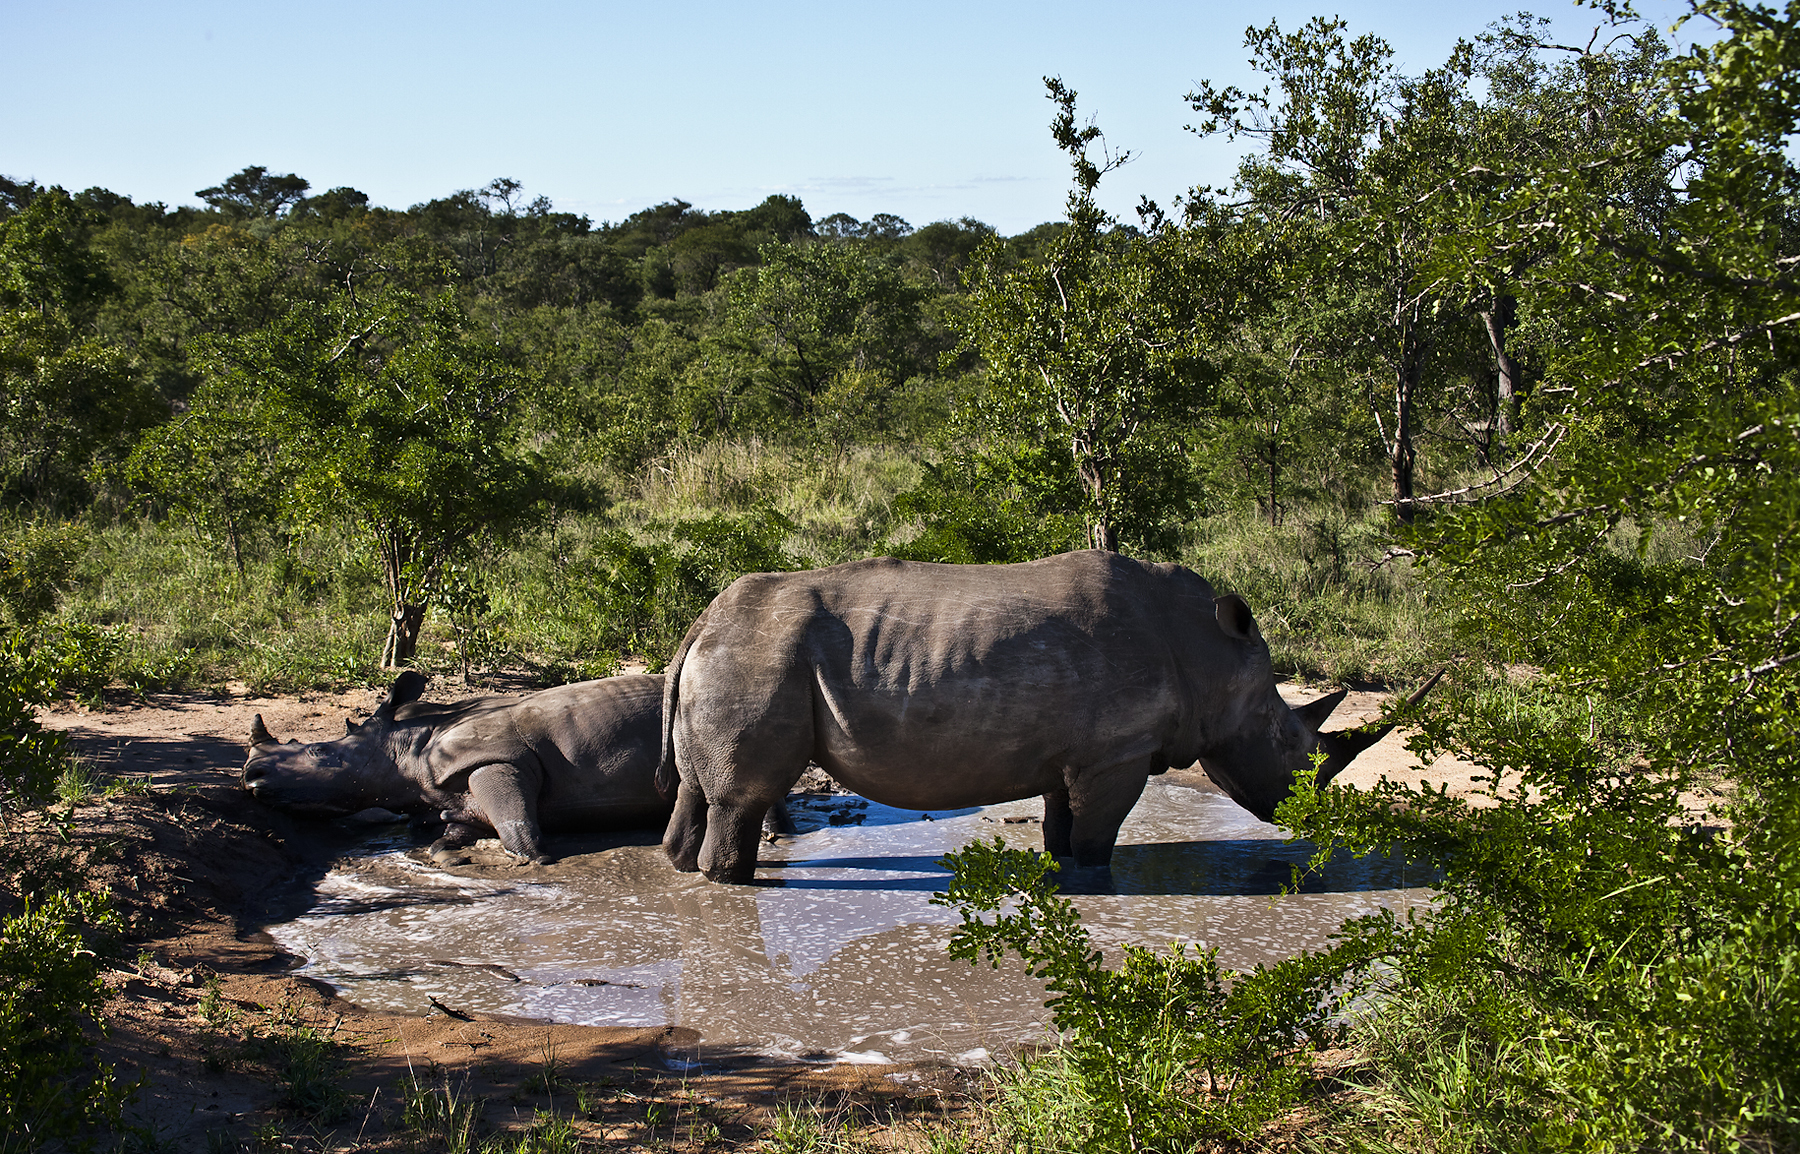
(1313, 669, 1446, 785)
(249, 714, 276, 747)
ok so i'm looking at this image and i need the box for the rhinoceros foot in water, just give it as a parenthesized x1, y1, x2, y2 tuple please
(244, 672, 675, 866)
(660, 550, 1439, 883)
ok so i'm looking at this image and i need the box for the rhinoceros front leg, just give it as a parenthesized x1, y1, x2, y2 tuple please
(1042, 789, 1074, 858)
(429, 819, 484, 867)
(1065, 760, 1152, 869)
(465, 763, 551, 865)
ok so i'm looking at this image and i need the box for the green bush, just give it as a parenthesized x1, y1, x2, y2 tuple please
(0, 890, 134, 1151)
(936, 839, 1348, 1152)
(553, 506, 799, 669)
(0, 522, 88, 626)
(0, 633, 65, 818)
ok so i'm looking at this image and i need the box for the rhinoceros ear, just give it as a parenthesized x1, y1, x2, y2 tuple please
(249, 714, 276, 747)
(1292, 688, 1349, 733)
(374, 671, 428, 721)
(1214, 595, 1261, 643)
(345, 718, 357, 736)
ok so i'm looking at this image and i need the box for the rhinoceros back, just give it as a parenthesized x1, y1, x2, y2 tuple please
(676, 551, 1221, 811)
(418, 674, 669, 829)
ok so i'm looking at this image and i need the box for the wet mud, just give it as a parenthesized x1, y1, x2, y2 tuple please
(265, 772, 1433, 1066)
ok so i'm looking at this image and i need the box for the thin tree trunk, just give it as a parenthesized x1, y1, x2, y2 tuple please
(382, 602, 426, 668)
(1267, 422, 1282, 528)
(378, 527, 424, 668)
(1481, 292, 1520, 444)
(1076, 445, 1118, 552)
(1392, 316, 1427, 524)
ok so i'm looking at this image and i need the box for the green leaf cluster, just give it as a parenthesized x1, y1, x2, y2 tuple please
(935, 838, 1350, 1150)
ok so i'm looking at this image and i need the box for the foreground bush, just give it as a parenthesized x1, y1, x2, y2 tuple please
(0, 636, 135, 1149)
(937, 839, 1350, 1152)
(0, 891, 132, 1150)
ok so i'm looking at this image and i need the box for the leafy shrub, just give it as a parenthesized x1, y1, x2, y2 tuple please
(886, 447, 1085, 564)
(1281, 681, 1800, 1152)
(562, 506, 799, 668)
(0, 522, 88, 626)
(0, 632, 65, 818)
(935, 838, 1348, 1151)
(0, 890, 134, 1150)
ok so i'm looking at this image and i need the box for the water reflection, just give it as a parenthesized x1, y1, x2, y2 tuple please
(265, 778, 1432, 1063)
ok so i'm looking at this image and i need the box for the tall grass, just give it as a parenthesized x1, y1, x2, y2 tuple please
(15, 439, 1448, 692)
(612, 438, 924, 566)
(1184, 510, 1443, 685)
(45, 518, 386, 693)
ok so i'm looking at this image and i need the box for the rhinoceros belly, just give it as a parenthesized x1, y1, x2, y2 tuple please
(808, 667, 1144, 811)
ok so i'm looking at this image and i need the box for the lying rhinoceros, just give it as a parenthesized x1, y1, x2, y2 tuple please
(660, 550, 1437, 883)
(244, 672, 673, 866)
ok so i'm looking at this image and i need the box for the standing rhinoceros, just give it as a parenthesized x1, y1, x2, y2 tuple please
(660, 550, 1434, 883)
(244, 672, 672, 866)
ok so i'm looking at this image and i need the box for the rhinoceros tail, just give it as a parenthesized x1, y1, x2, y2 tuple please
(657, 608, 711, 802)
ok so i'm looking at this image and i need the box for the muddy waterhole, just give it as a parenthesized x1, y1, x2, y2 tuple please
(263, 775, 1430, 1068)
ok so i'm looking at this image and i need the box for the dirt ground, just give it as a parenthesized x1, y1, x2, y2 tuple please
(23, 679, 996, 1153)
(16, 674, 1549, 1151)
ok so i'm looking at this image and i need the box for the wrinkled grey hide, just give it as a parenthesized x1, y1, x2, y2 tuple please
(244, 673, 672, 865)
(661, 550, 1428, 884)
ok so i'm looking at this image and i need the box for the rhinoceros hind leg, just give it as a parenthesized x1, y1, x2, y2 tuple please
(664, 781, 708, 872)
(762, 800, 795, 840)
(699, 800, 775, 884)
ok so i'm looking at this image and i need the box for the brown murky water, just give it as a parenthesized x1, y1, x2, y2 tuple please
(264, 778, 1432, 1065)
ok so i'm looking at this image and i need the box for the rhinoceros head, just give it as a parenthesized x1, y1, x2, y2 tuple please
(1196, 596, 1442, 822)
(241, 671, 427, 816)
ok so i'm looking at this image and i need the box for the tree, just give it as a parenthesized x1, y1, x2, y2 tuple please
(723, 238, 928, 438)
(0, 188, 151, 508)
(960, 78, 1221, 552)
(170, 290, 541, 665)
(1189, 21, 1496, 520)
(195, 166, 311, 218)
(1280, 3, 1800, 1143)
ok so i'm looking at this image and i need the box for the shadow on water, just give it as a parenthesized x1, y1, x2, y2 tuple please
(1108, 840, 1437, 896)
(764, 843, 1435, 896)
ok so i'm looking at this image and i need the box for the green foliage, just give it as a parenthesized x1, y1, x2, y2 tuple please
(0, 891, 134, 1150)
(0, 630, 68, 818)
(140, 287, 545, 665)
(0, 521, 87, 624)
(562, 506, 798, 668)
(886, 441, 1085, 564)
(936, 839, 1345, 1150)
(959, 80, 1225, 553)
(1270, 5, 1800, 1148)
(0, 187, 154, 509)
(722, 239, 931, 437)
(195, 166, 310, 220)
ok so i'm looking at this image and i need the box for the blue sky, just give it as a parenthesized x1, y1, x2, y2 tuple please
(4, 1, 1699, 235)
